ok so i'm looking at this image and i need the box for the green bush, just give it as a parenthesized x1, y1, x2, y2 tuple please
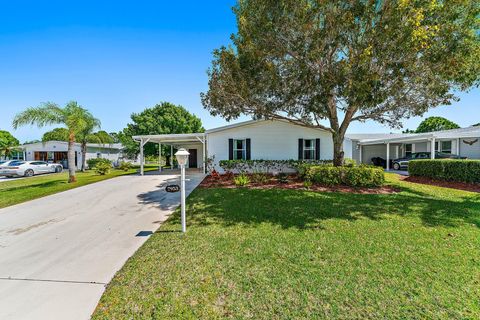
(304, 165, 384, 188)
(251, 171, 269, 184)
(94, 162, 112, 175)
(234, 173, 250, 187)
(87, 158, 112, 169)
(118, 161, 133, 171)
(409, 159, 480, 183)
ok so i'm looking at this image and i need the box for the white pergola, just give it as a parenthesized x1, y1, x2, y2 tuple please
(132, 133, 207, 175)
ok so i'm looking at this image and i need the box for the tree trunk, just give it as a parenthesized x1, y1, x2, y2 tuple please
(81, 142, 87, 172)
(332, 132, 345, 166)
(67, 134, 77, 183)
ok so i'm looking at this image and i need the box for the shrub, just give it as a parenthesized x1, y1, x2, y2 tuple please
(219, 159, 332, 174)
(94, 162, 112, 175)
(118, 161, 133, 171)
(409, 159, 480, 183)
(251, 171, 269, 184)
(87, 158, 112, 169)
(234, 173, 250, 187)
(276, 172, 289, 184)
(304, 165, 384, 188)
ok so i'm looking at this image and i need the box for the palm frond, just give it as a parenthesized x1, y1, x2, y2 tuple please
(12, 102, 64, 129)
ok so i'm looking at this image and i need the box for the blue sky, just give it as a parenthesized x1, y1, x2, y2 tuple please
(0, 1, 478, 142)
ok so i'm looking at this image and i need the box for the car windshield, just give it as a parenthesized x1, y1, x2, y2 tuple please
(8, 161, 25, 166)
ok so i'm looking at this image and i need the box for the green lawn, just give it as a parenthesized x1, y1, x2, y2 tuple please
(92, 174, 480, 319)
(0, 165, 158, 209)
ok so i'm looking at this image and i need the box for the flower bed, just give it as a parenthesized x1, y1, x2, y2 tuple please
(200, 173, 396, 194)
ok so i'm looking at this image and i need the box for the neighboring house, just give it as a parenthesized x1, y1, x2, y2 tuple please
(347, 126, 480, 169)
(19, 141, 125, 169)
(134, 119, 480, 174)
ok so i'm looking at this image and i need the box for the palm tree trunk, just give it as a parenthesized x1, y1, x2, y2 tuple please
(81, 142, 87, 172)
(68, 133, 77, 183)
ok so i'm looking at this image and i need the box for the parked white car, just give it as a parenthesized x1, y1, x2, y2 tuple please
(0, 161, 63, 177)
(0, 160, 15, 167)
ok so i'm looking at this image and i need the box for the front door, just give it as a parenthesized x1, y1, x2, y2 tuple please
(188, 149, 197, 168)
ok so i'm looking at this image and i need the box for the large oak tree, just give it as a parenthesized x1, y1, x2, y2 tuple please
(202, 0, 479, 165)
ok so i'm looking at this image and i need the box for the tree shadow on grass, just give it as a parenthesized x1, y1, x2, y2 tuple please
(171, 185, 480, 230)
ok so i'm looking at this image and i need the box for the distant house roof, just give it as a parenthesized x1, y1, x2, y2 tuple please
(20, 141, 124, 150)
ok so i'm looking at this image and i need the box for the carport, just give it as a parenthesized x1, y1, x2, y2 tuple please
(132, 133, 207, 175)
(358, 134, 438, 170)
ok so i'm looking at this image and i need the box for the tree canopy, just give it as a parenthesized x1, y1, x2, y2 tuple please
(202, 0, 480, 165)
(0, 130, 20, 159)
(415, 116, 460, 133)
(119, 102, 204, 158)
(42, 128, 69, 142)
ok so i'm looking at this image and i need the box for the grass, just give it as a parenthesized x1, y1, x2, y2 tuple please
(92, 173, 480, 319)
(0, 165, 158, 209)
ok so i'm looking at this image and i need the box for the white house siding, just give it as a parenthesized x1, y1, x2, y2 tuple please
(207, 120, 335, 169)
(172, 143, 204, 169)
(459, 137, 480, 159)
(343, 138, 353, 159)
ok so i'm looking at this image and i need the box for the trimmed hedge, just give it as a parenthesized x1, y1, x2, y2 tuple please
(304, 165, 385, 188)
(409, 159, 480, 184)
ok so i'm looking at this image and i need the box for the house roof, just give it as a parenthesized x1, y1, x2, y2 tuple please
(205, 118, 331, 134)
(20, 141, 124, 150)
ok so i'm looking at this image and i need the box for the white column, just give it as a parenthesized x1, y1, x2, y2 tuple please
(140, 138, 144, 176)
(358, 144, 362, 164)
(202, 137, 206, 174)
(386, 142, 390, 170)
(180, 164, 186, 233)
(431, 138, 436, 159)
(170, 145, 173, 170)
(456, 138, 460, 155)
(159, 143, 162, 172)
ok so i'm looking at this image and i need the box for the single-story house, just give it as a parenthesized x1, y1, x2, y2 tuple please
(133, 119, 480, 174)
(18, 141, 125, 169)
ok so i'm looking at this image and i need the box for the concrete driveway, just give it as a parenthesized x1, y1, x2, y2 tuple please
(0, 171, 205, 320)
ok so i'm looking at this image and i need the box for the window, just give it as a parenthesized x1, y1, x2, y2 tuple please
(435, 141, 439, 153)
(303, 139, 315, 160)
(233, 139, 246, 160)
(441, 141, 452, 154)
(405, 144, 413, 157)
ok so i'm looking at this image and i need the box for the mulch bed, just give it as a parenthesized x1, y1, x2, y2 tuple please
(401, 176, 480, 193)
(199, 174, 398, 194)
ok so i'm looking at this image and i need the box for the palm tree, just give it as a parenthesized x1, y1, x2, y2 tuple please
(77, 123, 114, 172)
(12, 101, 95, 183)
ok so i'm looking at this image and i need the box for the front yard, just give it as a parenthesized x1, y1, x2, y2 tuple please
(92, 174, 480, 319)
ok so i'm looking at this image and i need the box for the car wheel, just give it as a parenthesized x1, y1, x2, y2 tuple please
(393, 163, 400, 170)
(25, 169, 34, 177)
(55, 166, 63, 173)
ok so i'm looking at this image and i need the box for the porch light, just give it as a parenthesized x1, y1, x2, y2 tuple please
(175, 148, 190, 166)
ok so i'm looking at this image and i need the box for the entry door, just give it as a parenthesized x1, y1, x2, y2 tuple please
(188, 149, 197, 168)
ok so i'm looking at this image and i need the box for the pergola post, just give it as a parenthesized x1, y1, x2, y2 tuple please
(358, 144, 362, 164)
(456, 138, 460, 155)
(203, 136, 206, 174)
(140, 138, 144, 176)
(170, 145, 173, 170)
(159, 143, 162, 172)
(431, 138, 436, 159)
(386, 142, 390, 170)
